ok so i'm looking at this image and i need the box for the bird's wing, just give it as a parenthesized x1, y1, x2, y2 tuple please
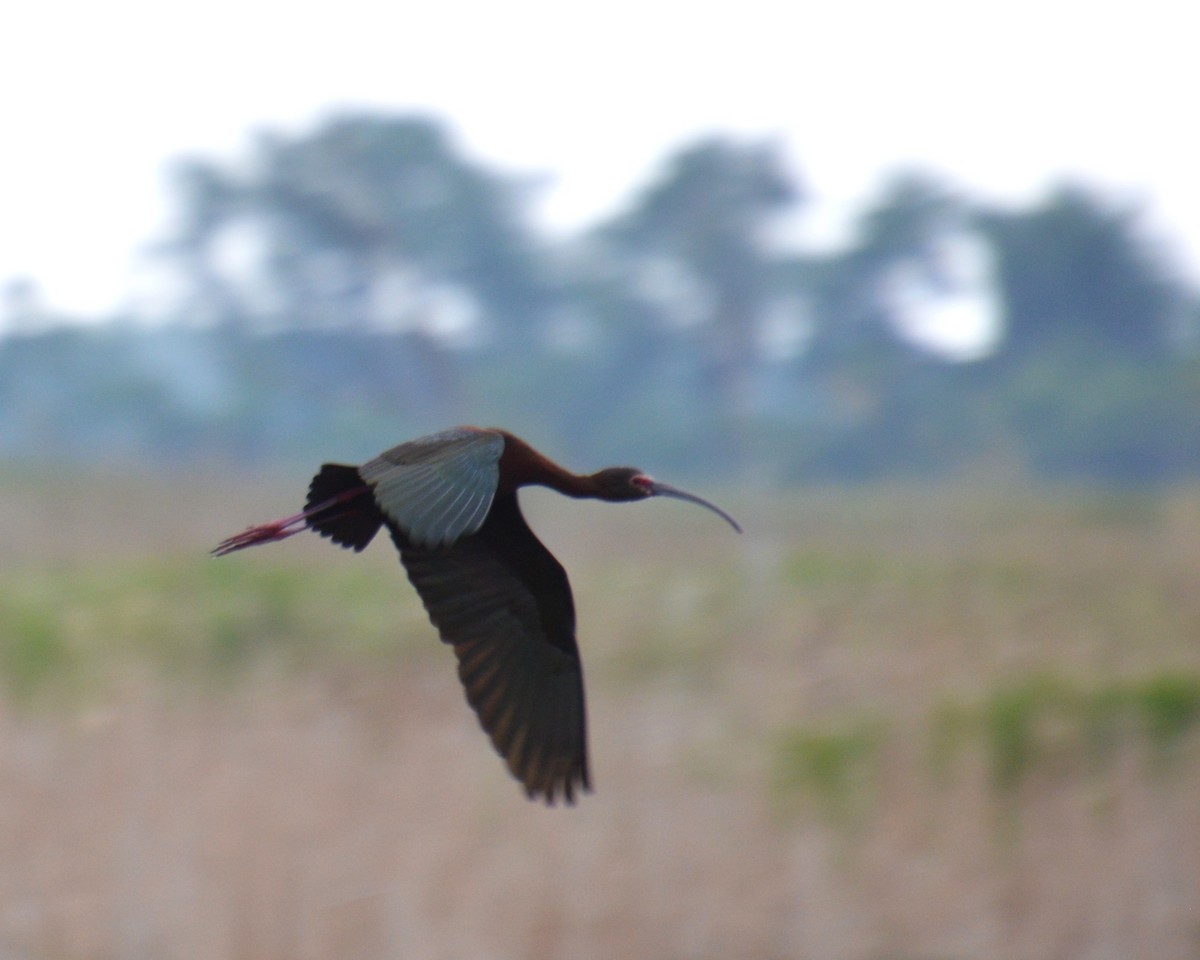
(360, 428, 505, 548)
(391, 494, 590, 804)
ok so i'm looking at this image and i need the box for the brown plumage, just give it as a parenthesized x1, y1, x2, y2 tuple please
(212, 426, 741, 804)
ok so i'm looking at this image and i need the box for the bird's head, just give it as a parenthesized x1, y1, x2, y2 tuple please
(590, 467, 742, 533)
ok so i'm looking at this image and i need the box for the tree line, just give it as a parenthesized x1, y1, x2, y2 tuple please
(2, 112, 1197, 483)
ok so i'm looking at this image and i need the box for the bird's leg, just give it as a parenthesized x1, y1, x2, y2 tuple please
(211, 487, 370, 557)
(210, 511, 310, 557)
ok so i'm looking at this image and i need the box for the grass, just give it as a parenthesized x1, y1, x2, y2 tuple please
(774, 717, 883, 822)
(776, 669, 1200, 819)
(1, 472, 1199, 959)
(0, 557, 434, 704)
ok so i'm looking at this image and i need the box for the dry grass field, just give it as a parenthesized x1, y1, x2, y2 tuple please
(1, 468, 1198, 959)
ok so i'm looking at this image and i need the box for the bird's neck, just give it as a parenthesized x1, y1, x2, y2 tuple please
(542, 471, 605, 499)
(498, 433, 601, 499)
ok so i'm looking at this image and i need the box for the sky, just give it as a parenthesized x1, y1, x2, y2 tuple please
(1, 0, 1196, 320)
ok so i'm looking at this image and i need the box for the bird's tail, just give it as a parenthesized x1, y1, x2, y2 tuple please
(305, 464, 383, 552)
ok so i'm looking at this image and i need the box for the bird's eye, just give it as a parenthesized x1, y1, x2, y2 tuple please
(631, 474, 654, 493)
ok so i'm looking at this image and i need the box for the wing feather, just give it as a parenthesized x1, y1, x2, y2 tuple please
(391, 493, 591, 804)
(360, 428, 504, 548)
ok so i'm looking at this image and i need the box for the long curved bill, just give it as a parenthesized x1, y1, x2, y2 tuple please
(646, 480, 742, 533)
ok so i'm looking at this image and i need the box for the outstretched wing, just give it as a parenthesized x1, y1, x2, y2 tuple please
(392, 493, 590, 804)
(360, 427, 505, 548)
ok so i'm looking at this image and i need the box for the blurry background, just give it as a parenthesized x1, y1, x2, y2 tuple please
(2, 1, 1199, 958)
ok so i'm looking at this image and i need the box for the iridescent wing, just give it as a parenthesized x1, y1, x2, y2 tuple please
(393, 493, 590, 804)
(360, 427, 505, 549)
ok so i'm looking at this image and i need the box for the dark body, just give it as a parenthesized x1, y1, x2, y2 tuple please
(214, 427, 740, 804)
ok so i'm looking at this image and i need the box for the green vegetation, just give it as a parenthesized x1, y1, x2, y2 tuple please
(774, 719, 882, 822)
(0, 477, 1197, 957)
(980, 674, 1080, 791)
(0, 558, 432, 704)
(3, 477, 1198, 824)
(777, 670, 1200, 820)
(1135, 671, 1200, 756)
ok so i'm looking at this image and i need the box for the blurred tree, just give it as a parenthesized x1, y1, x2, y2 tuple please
(12, 112, 1200, 483)
(1, 276, 48, 334)
(160, 113, 552, 426)
(805, 173, 968, 367)
(790, 174, 994, 477)
(160, 158, 246, 328)
(252, 115, 547, 342)
(601, 137, 801, 467)
(1000, 344, 1200, 482)
(980, 185, 1190, 362)
(973, 186, 1200, 481)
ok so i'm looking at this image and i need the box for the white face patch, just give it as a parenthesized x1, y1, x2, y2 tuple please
(631, 474, 655, 495)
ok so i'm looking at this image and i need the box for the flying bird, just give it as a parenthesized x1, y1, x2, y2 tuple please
(212, 426, 741, 804)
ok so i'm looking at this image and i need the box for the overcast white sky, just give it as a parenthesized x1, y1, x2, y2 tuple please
(1, 0, 1195, 318)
